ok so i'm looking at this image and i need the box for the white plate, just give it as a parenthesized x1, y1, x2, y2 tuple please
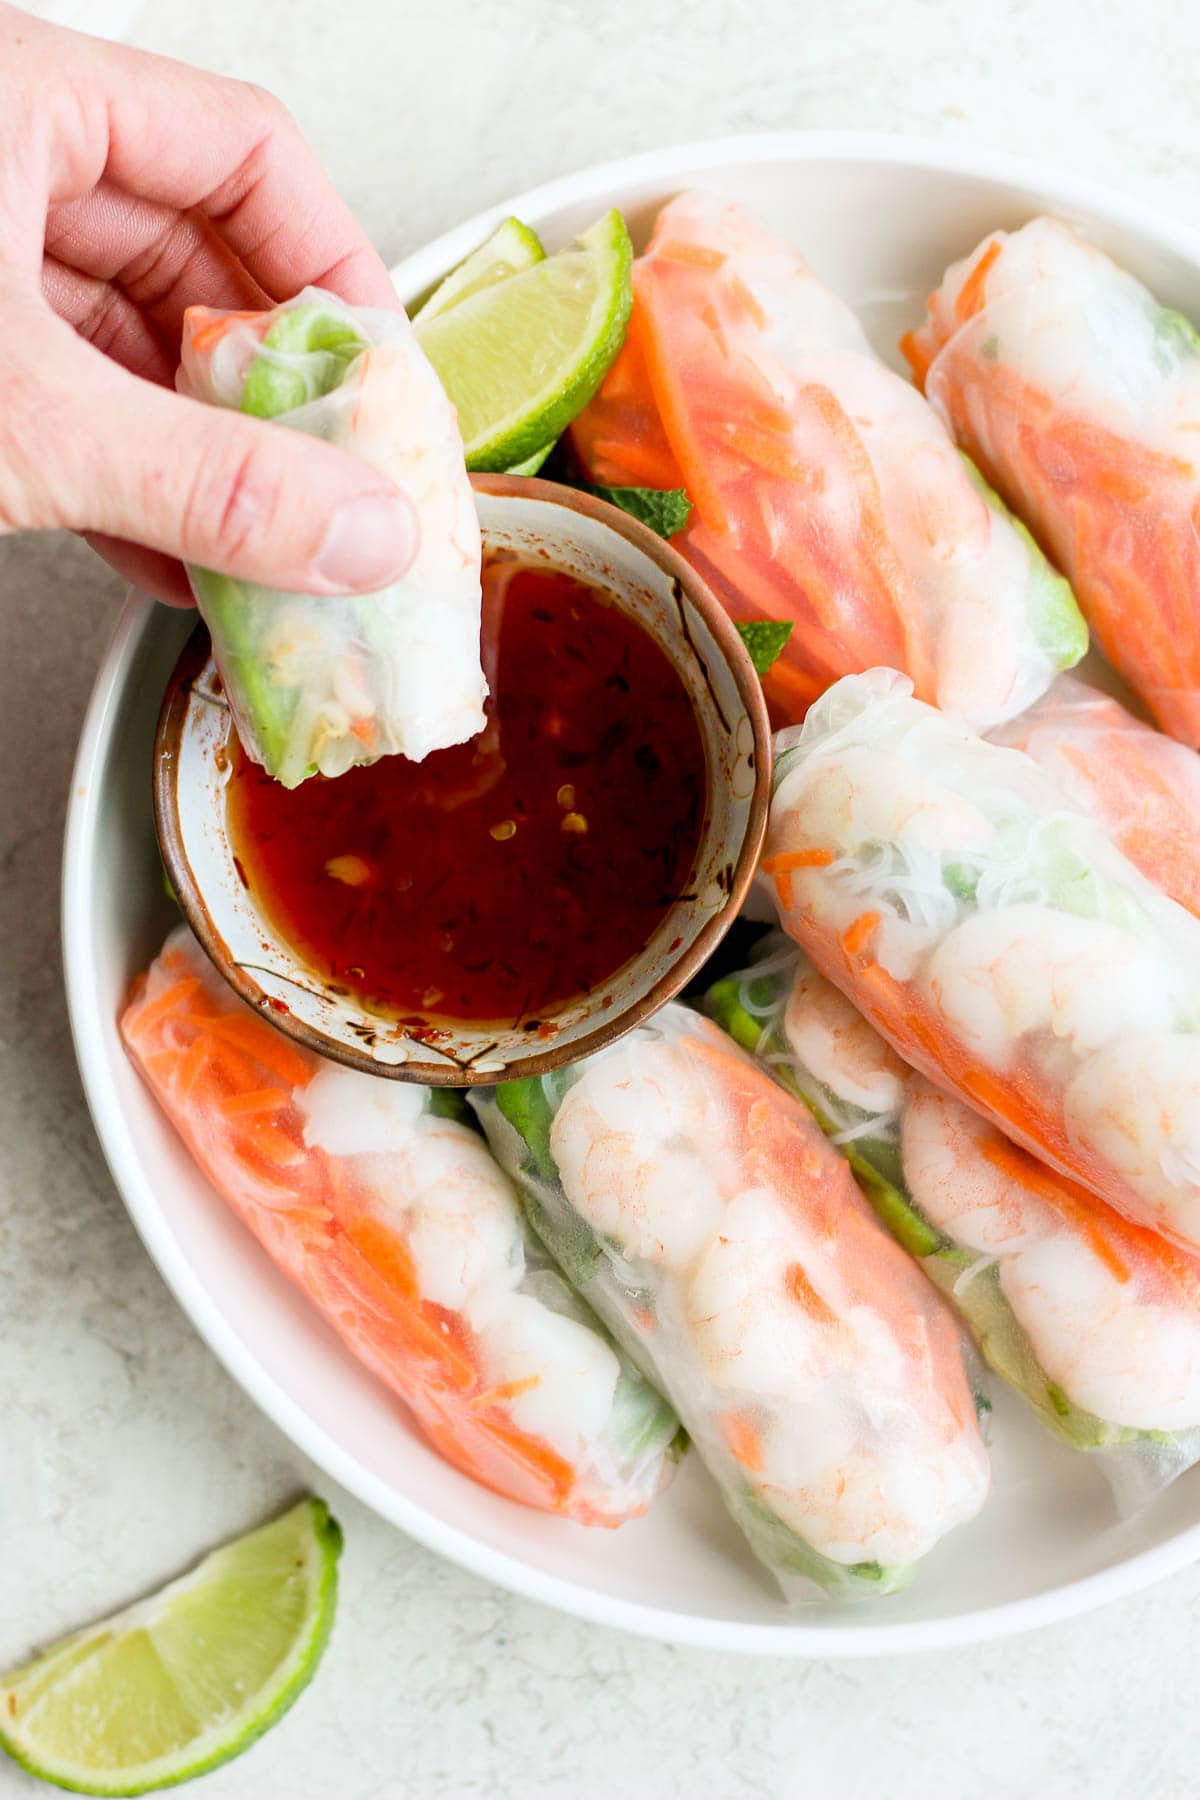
(63, 132, 1200, 1655)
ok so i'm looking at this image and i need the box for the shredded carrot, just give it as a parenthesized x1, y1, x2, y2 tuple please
(655, 239, 727, 270)
(762, 848, 836, 874)
(954, 240, 1002, 326)
(369, 1288, 478, 1389)
(982, 1135, 1200, 1303)
(220, 1088, 287, 1118)
(474, 1414, 576, 1501)
(174, 1034, 215, 1105)
(227, 1117, 305, 1169)
(1094, 466, 1153, 507)
(762, 846, 836, 913)
(123, 977, 201, 1040)
(139, 1048, 181, 1082)
(340, 1213, 420, 1303)
(762, 654, 826, 724)
(700, 301, 730, 359)
(584, 436, 685, 488)
(785, 1260, 837, 1323)
(800, 381, 935, 696)
(633, 267, 730, 534)
(722, 423, 813, 485)
(726, 273, 769, 332)
(471, 1374, 542, 1409)
(189, 1034, 275, 1103)
(721, 1411, 765, 1474)
(186, 309, 267, 355)
(899, 327, 933, 392)
(207, 1013, 312, 1088)
(811, 926, 1158, 1234)
(595, 335, 644, 401)
(978, 1137, 1132, 1284)
(841, 910, 881, 957)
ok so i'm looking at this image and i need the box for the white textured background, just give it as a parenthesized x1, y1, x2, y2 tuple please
(4, 2, 1200, 1795)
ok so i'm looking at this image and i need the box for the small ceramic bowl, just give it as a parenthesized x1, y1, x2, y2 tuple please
(154, 474, 771, 1084)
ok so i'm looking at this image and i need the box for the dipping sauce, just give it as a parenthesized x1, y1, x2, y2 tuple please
(226, 555, 708, 1026)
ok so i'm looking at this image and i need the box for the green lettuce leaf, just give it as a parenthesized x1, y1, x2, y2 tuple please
(735, 620, 794, 677)
(585, 484, 692, 538)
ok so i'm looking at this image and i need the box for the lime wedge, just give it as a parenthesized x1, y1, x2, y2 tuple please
(506, 441, 556, 477)
(413, 216, 545, 322)
(0, 1498, 341, 1796)
(416, 209, 633, 471)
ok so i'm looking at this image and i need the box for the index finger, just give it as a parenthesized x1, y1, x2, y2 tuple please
(42, 22, 400, 309)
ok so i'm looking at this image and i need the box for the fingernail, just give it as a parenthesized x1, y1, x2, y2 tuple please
(313, 492, 419, 592)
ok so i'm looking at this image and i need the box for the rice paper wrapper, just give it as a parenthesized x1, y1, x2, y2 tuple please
(473, 1003, 990, 1601)
(987, 674, 1200, 922)
(570, 191, 1087, 734)
(122, 925, 678, 1525)
(180, 288, 485, 787)
(903, 216, 1200, 749)
(709, 936, 1200, 1515)
(765, 668, 1200, 1258)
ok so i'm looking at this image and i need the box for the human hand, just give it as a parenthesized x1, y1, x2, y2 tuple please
(0, 3, 418, 603)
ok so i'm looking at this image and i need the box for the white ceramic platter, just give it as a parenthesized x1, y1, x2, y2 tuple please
(62, 133, 1200, 1655)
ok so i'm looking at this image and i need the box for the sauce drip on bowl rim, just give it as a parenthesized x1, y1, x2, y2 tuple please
(226, 552, 708, 1029)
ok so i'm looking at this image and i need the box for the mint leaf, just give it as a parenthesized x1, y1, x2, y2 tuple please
(586, 484, 692, 538)
(735, 619, 793, 677)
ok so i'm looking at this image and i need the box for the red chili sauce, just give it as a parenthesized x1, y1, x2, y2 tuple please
(226, 555, 708, 1027)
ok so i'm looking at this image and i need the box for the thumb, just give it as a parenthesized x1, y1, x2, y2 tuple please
(2, 312, 420, 595)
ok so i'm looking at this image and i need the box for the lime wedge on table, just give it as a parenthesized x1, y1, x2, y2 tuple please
(0, 1499, 341, 1796)
(413, 215, 544, 322)
(416, 208, 632, 471)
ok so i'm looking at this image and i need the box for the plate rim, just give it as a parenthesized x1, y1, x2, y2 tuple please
(62, 128, 1200, 1656)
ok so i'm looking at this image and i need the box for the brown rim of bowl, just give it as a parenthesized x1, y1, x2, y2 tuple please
(154, 471, 772, 1085)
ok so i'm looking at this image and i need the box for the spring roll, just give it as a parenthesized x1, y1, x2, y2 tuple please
(570, 191, 1086, 731)
(988, 674, 1200, 919)
(711, 941, 1200, 1510)
(122, 926, 679, 1525)
(472, 1005, 990, 1600)
(765, 668, 1200, 1253)
(180, 288, 486, 786)
(903, 217, 1200, 746)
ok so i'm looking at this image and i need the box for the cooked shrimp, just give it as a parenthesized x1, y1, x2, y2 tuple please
(468, 1289, 621, 1456)
(781, 746, 995, 860)
(1002, 1236, 1200, 1432)
(687, 1186, 986, 1566)
(687, 1188, 830, 1399)
(783, 959, 909, 1116)
(765, 671, 1200, 1253)
(548, 1037, 735, 1268)
(924, 904, 1174, 1068)
(900, 1081, 1040, 1257)
(497, 1007, 990, 1587)
(299, 1065, 523, 1315)
(1064, 1034, 1200, 1242)
(768, 740, 996, 976)
(757, 1410, 989, 1569)
(902, 1080, 1200, 1432)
